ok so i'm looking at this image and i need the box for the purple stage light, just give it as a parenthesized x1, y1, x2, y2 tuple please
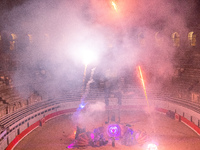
(107, 124, 121, 137)
(80, 104, 85, 109)
(78, 102, 86, 110)
(90, 133, 94, 139)
(67, 142, 75, 149)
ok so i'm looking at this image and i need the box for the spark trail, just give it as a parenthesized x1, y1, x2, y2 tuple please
(111, 1, 117, 11)
(81, 67, 96, 103)
(138, 66, 149, 106)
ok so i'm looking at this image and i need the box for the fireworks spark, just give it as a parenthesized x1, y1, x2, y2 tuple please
(138, 66, 148, 105)
(111, 1, 117, 11)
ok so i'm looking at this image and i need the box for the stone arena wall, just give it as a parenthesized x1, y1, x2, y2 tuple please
(1, 98, 200, 150)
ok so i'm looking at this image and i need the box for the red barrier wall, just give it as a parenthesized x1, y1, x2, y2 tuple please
(155, 107, 168, 114)
(6, 108, 77, 150)
(5, 106, 200, 150)
(6, 121, 40, 150)
(44, 108, 77, 122)
(180, 116, 200, 135)
(155, 107, 200, 136)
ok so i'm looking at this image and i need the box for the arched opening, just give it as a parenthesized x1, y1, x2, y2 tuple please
(188, 31, 196, 47)
(13, 103, 16, 111)
(10, 33, 17, 51)
(138, 32, 145, 46)
(155, 32, 163, 47)
(18, 102, 22, 109)
(27, 34, 33, 43)
(172, 32, 180, 47)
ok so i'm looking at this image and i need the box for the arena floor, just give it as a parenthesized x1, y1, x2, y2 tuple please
(14, 109, 200, 150)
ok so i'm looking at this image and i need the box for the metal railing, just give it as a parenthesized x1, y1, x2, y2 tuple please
(1, 87, 200, 141)
(0, 94, 81, 129)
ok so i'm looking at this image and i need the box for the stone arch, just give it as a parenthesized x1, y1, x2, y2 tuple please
(27, 34, 33, 43)
(172, 32, 180, 47)
(12, 103, 17, 112)
(155, 32, 164, 47)
(10, 33, 17, 51)
(188, 31, 196, 47)
(18, 102, 22, 109)
(138, 32, 145, 46)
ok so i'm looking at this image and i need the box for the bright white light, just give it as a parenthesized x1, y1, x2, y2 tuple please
(81, 50, 98, 66)
(80, 104, 85, 109)
(79, 102, 86, 109)
(147, 143, 158, 150)
(66, 28, 105, 66)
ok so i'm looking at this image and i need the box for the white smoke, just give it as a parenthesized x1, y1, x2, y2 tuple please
(73, 101, 106, 130)
(81, 67, 96, 102)
(0, 0, 197, 98)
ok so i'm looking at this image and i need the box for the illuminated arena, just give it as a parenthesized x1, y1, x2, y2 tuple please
(1, 0, 200, 150)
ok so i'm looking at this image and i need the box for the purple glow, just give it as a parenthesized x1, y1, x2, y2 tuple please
(109, 126, 118, 134)
(67, 142, 75, 149)
(80, 104, 85, 109)
(107, 124, 121, 137)
(135, 132, 140, 139)
(78, 102, 86, 110)
(90, 133, 94, 139)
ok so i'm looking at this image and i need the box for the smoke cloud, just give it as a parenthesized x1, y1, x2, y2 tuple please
(72, 101, 106, 130)
(0, 0, 197, 98)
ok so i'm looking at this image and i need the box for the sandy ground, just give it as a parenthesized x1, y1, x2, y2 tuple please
(14, 109, 200, 150)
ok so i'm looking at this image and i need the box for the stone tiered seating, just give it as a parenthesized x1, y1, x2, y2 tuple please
(188, 53, 200, 68)
(0, 88, 26, 112)
(0, 105, 7, 118)
(0, 90, 81, 130)
(163, 96, 200, 114)
(179, 68, 200, 80)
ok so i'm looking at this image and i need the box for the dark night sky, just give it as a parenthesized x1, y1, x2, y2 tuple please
(1, 0, 200, 14)
(1, 0, 200, 30)
(195, 0, 200, 13)
(1, 0, 200, 11)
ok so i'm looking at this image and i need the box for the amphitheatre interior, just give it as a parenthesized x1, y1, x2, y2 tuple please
(1, 0, 200, 150)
